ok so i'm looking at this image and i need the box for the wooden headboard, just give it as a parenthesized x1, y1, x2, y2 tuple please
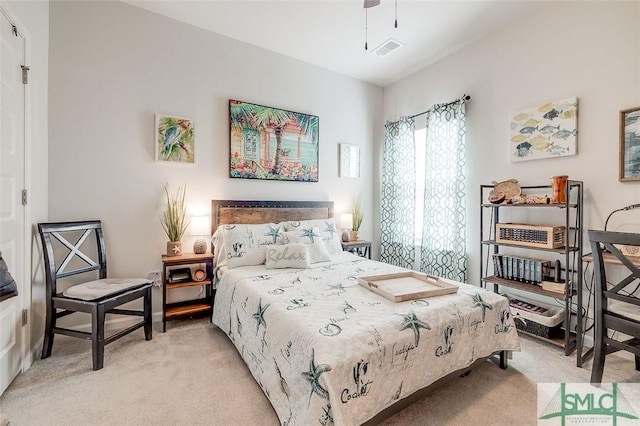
(211, 200, 334, 234)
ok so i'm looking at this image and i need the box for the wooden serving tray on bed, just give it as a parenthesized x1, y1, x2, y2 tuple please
(357, 272, 458, 302)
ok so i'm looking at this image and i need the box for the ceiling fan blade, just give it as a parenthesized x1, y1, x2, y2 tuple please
(364, 0, 380, 8)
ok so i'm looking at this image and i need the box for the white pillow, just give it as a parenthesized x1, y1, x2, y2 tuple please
(284, 219, 342, 254)
(265, 243, 310, 269)
(211, 226, 227, 270)
(280, 228, 331, 263)
(216, 223, 284, 269)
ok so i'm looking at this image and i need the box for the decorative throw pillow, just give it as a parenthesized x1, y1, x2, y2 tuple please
(211, 227, 228, 270)
(218, 223, 284, 269)
(265, 243, 310, 269)
(284, 219, 342, 254)
(280, 228, 331, 263)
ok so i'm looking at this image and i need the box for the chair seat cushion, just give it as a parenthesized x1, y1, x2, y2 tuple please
(63, 278, 150, 301)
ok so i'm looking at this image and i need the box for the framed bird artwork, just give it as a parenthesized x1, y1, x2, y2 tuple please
(155, 114, 195, 164)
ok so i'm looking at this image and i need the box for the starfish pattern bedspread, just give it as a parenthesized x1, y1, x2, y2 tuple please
(212, 252, 520, 425)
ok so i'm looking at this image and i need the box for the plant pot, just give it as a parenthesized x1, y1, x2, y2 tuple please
(350, 230, 359, 241)
(167, 241, 182, 256)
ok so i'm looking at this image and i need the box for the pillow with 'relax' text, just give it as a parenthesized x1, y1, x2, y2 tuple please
(279, 227, 331, 263)
(265, 243, 310, 269)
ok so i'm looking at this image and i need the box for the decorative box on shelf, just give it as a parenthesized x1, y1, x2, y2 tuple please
(496, 223, 565, 249)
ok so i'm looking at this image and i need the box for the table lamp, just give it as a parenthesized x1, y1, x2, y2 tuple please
(340, 213, 353, 242)
(191, 215, 210, 254)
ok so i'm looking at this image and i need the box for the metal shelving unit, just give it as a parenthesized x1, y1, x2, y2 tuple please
(480, 180, 586, 366)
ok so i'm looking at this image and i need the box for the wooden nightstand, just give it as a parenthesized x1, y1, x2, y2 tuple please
(161, 252, 214, 332)
(341, 240, 371, 259)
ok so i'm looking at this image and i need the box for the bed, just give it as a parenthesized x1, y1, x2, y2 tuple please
(210, 200, 520, 426)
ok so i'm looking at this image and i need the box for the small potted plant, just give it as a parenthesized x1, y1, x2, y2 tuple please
(161, 184, 190, 256)
(351, 194, 363, 241)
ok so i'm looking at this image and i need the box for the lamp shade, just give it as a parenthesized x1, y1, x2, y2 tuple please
(190, 215, 210, 236)
(340, 213, 353, 230)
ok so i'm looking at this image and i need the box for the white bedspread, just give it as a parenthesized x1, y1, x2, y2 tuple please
(212, 252, 520, 426)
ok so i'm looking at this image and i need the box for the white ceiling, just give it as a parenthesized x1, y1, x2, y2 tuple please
(125, 0, 544, 87)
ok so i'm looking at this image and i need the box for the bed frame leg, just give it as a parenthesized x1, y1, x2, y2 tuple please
(499, 350, 508, 370)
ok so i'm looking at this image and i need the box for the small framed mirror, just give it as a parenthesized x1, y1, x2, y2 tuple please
(339, 143, 360, 178)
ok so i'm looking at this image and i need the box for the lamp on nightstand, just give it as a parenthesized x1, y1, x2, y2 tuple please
(340, 213, 353, 242)
(191, 215, 210, 254)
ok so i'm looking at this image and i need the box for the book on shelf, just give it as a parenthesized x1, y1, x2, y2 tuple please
(492, 254, 550, 285)
(541, 280, 566, 294)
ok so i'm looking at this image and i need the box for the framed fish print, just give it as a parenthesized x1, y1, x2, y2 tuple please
(620, 106, 640, 181)
(510, 97, 578, 162)
(155, 114, 195, 164)
(229, 100, 319, 182)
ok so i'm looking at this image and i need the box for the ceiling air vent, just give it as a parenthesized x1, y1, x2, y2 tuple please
(372, 38, 403, 57)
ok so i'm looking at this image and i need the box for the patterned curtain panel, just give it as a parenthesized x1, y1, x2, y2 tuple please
(419, 99, 468, 281)
(380, 116, 416, 268)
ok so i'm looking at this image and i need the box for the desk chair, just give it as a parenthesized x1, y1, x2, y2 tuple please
(38, 220, 152, 370)
(588, 229, 640, 383)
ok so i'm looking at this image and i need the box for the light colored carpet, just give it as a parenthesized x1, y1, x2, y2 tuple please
(0, 319, 638, 425)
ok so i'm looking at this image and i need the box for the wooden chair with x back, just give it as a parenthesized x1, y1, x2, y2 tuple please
(38, 220, 152, 370)
(588, 229, 640, 383)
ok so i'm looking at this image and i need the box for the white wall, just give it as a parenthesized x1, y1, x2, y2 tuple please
(48, 1, 382, 315)
(2, 0, 49, 362)
(381, 1, 640, 285)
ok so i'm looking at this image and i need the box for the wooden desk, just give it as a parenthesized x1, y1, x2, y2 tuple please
(583, 252, 640, 267)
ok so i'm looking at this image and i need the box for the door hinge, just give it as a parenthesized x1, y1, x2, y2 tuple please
(12, 25, 17, 37)
(21, 65, 29, 84)
(21, 189, 27, 205)
(22, 309, 28, 326)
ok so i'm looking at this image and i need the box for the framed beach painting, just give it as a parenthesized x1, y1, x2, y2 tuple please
(155, 114, 195, 164)
(510, 97, 578, 162)
(620, 106, 640, 182)
(229, 100, 319, 182)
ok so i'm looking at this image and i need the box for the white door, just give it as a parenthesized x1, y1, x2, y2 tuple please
(0, 9, 26, 395)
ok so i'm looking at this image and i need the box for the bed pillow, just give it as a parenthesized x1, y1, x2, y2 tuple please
(284, 219, 343, 254)
(211, 226, 228, 270)
(216, 223, 284, 269)
(265, 243, 310, 269)
(279, 228, 331, 263)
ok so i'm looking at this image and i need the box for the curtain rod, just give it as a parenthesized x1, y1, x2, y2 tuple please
(409, 94, 471, 119)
